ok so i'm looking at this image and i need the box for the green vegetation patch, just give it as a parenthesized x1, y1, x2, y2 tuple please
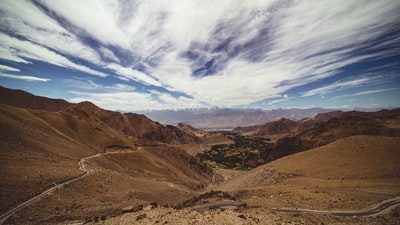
(196, 134, 274, 169)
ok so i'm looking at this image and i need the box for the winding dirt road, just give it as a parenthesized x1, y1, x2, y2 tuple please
(272, 196, 400, 217)
(0, 150, 136, 224)
(192, 201, 243, 211)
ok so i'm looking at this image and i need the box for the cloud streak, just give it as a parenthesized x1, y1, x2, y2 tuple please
(0, 73, 50, 82)
(301, 73, 396, 97)
(330, 88, 400, 100)
(0, 65, 20, 72)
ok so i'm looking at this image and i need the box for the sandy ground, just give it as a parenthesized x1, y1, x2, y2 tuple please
(83, 136, 400, 225)
(2, 136, 400, 225)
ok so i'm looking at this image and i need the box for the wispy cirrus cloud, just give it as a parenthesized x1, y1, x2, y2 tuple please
(69, 90, 203, 111)
(330, 88, 400, 100)
(0, 65, 20, 72)
(64, 78, 135, 92)
(105, 63, 162, 86)
(0, 73, 50, 82)
(301, 73, 399, 97)
(0, 63, 49, 82)
(0, 33, 108, 77)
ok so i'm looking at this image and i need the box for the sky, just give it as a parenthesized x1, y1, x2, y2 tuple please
(0, 0, 399, 111)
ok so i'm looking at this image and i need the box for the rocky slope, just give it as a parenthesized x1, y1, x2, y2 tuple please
(62, 101, 201, 145)
(177, 123, 208, 137)
(0, 86, 72, 111)
(87, 135, 400, 225)
(297, 109, 400, 150)
(0, 87, 212, 224)
(199, 108, 400, 170)
(233, 110, 344, 138)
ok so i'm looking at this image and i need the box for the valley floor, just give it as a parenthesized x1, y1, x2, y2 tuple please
(2, 136, 400, 225)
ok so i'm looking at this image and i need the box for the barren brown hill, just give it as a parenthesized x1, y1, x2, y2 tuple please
(0, 103, 96, 215)
(222, 135, 400, 191)
(63, 101, 202, 145)
(208, 135, 400, 224)
(0, 86, 72, 111)
(313, 110, 343, 122)
(177, 123, 208, 137)
(232, 109, 400, 161)
(233, 110, 344, 139)
(0, 90, 212, 224)
(234, 118, 311, 139)
(89, 135, 400, 225)
(298, 109, 400, 150)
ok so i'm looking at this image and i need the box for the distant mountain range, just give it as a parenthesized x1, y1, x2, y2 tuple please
(140, 108, 337, 129)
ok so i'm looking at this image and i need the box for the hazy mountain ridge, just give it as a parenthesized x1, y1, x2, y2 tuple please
(141, 107, 336, 129)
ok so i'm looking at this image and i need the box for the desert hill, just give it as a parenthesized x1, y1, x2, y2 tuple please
(233, 118, 311, 139)
(298, 109, 400, 150)
(219, 135, 400, 191)
(2, 86, 400, 224)
(197, 108, 400, 170)
(177, 123, 208, 137)
(0, 86, 72, 111)
(0, 86, 201, 146)
(205, 135, 400, 224)
(63, 101, 201, 145)
(233, 110, 344, 139)
(0, 87, 212, 224)
(234, 109, 400, 140)
(85, 136, 400, 225)
(313, 110, 344, 122)
(234, 108, 400, 152)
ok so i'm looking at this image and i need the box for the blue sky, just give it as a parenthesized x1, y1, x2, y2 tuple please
(0, 0, 399, 111)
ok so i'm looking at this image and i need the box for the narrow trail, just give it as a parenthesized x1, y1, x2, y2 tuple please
(0, 150, 137, 224)
(272, 196, 400, 217)
(192, 201, 243, 211)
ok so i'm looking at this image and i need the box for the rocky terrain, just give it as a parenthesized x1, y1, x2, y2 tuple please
(87, 135, 400, 225)
(0, 87, 211, 224)
(1, 86, 400, 224)
(197, 108, 400, 170)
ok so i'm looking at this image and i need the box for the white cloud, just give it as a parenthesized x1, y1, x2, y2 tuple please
(0, 0, 104, 66)
(330, 88, 399, 100)
(69, 90, 206, 111)
(146, 0, 400, 107)
(267, 96, 295, 106)
(301, 74, 395, 97)
(37, 0, 131, 49)
(0, 65, 20, 72)
(0, 73, 50, 82)
(64, 78, 135, 91)
(106, 63, 161, 86)
(1, 0, 399, 110)
(99, 47, 121, 63)
(0, 33, 108, 77)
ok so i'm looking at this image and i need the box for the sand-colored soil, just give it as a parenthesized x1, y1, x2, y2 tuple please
(1, 92, 399, 224)
(83, 136, 400, 225)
